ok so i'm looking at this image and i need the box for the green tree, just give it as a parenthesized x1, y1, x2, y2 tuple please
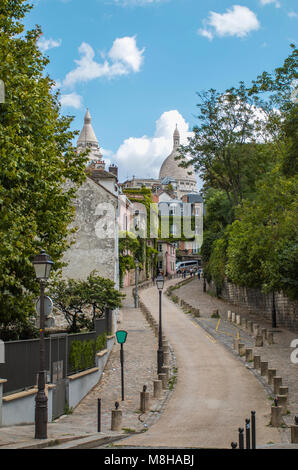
(0, 0, 87, 326)
(226, 172, 298, 298)
(178, 84, 273, 208)
(49, 273, 123, 333)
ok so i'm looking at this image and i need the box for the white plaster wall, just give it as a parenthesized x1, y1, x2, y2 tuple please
(62, 177, 118, 283)
(2, 389, 54, 426)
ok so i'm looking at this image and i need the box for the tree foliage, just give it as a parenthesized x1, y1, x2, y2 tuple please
(186, 45, 298, 299)
(49, 272, 124, 333)
(0, 0, 88, 326)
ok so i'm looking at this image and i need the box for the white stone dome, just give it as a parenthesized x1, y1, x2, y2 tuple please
(159, 126, 196, 182)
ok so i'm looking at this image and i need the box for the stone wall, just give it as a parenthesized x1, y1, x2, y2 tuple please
(62, 177, 119, 287)
(208, 280, 298, 332)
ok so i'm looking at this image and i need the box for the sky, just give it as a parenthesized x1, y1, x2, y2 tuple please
(25, 0, 297, 182)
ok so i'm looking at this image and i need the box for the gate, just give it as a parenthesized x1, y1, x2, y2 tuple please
(50, 334, 68, 420)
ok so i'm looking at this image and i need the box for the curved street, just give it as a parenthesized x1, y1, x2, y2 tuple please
(120, 279, 281, 449)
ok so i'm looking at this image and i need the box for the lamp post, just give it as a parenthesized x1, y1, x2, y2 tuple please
(134, 259, 139, 308)
(33, 250, 53, 439)
(156, 273, 164, 374)
(116, 330, 128, 401)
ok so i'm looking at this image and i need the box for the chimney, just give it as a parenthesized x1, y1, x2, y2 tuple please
(109, 164, 118, 180)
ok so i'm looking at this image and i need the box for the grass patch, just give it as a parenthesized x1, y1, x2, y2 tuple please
(168, 374, 177, 391)
(122, 428, 136, 434)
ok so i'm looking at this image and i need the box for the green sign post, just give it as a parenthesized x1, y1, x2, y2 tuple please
(116, 330, 127, 401)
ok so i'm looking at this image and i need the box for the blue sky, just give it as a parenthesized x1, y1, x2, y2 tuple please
(25, 0, 297, 181)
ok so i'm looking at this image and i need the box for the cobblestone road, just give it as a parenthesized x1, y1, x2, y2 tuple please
(174, 277, 298, 433)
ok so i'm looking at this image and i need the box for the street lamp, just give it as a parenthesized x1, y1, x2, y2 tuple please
(134, 259, 139, 308)
(156, 273, 164, 374)
(33, 249, 53, 439)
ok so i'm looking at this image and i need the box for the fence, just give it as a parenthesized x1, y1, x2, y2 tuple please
(0, 310, 112, 396)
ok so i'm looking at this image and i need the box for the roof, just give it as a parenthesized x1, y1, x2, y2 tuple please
(159, 126, 196, 182)
(185, 193, 204, 204)
(88, 169, 117, 181)
(159, 149, 196, 181)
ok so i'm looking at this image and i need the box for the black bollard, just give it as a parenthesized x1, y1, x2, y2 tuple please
(238, 427, 244, 449)
(251, 411, 256, 449)
(231, 442, 238, 449)
(97, 398, 101, 433)
(245, 419, 251, 449)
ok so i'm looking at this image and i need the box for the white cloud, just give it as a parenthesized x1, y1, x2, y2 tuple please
(111, 110, 193, 180)
(260, 0, 280, 7)
(38, 36, 62, 53)
(60, 92, 83, 109)
(63, 37, 144, 87)
(198, 28, 214, 41)
(288, 11, 298, 18)
(198, 5, 260, 40)
(108, 36, 145, 72)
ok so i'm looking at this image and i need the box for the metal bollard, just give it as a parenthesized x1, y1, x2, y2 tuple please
(97, 398, 101, 433)
(245, 419, 251, 449)
(251, 411, 256, 449)
(238, 428, 244, 449)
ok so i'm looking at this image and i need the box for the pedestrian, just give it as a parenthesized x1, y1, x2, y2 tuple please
(198, 268, 201, 280)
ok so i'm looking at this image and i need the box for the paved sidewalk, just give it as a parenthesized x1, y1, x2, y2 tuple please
(117, 280, 281, 449)
(173, 278, 298, 433)
(0, 286, 169, 449)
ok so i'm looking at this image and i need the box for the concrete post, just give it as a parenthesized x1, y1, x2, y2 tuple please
(247, 321, 253, 333)
(236, 315, 241, 325)
(0, 379, 7, 427)
(253, 324, 260, 337)
(255, 335, 263, 347)
(253, 355, 261, 369)
(140, 390, 150, 412)
(277, 395, 288, 415)
(271, 406, 283, 427)
(261, 328, 267, 341)
(231, 312, 236, 323)
(161, 366, 170, 380)
(193, 309, 200, 318)
(153, 380, 162, 398)
(227, 311, 232, 321)
(291, 426, 298, 444)
(111, 409, 122, 431)
(233, 338, 240, 350)
(267, 368, 276, 385)
(279, 386, 288, 396)
(245, 348, 253, 362)
(267, 332, 274, 345)
(158, 373, 167, 390)
(163, 351, 170, 366)
(238, 343, 245, 356)
(260, 361, 268, 376)
(273, 377, 282, 395)
(241, 318, 247, 329)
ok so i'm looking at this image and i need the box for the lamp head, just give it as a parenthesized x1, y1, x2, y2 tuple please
(156, 273, 164, 291)
(33, 250, 53, 281)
